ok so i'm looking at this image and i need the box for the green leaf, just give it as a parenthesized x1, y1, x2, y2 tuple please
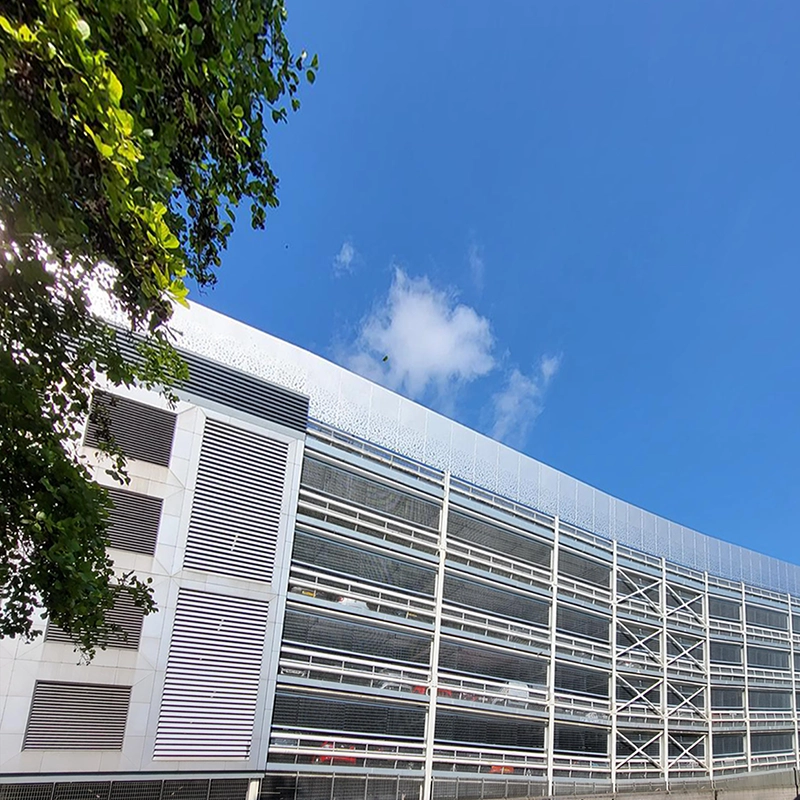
(191, 25, 204, 45)
(107, 71, 123, 105)
(75, 19, 90, 40)
(188, 1, 202, 22)
(232, 104, 244, 118)
(306, 69, 316, 84)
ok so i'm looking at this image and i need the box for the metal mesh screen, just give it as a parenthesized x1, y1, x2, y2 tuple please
(443, 575, 549, 626)
(746, 645, 789, 670)
(558, 551, 610, 588)
(293, 532, 435, 595)
(708, 596, 740, 621)
(709, 641, 742, 664)
(553, 725, 608, 755)
(160, 782, 209, 800)
(617, 732, 659, 758)
(438, 641, 546, 684)
(104, 486, 162, 555)
(750, 732, 794, 754)
(435, 711, 545, 749)
(667, 633, 703, 658)
(711, 687, 743, 709)
(617, 571, 659, 602)
(109, 782, 162, 800)
(617, 677, 660, 704)
(666, 585, 702, 613)
(668, 735, 704, 758)
(745, 604, 788, 630)
(617, 622, 660, 654)
(302, 458, 440, 530)
(713, 734, 744, 757)
(52, 785, 110, 800)
(284, 609, 431, 663)
(85, 391, 175, 467)
(556, 606, 610, 642)
(272, 692, 425, 738)
(448, 512, 551, 568)
(748, 689, 791, 710)
(0, 787, 54, 800)
(554, 662, 608, 698)
(0, 782, 248, 800)
(667, 684, 704, 708)
(208, 781, 249, 800)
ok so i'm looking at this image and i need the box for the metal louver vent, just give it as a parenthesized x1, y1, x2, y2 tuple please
(293, 532, 435, 595)
(104, 487, 162, 555)
(85, 391, 175, 467)
(447, 512, 551, 568)
(24, 682, 131, 750)
(155, 589, 269, 759)
(443, 575, 549, 627)
(302, 458, 440, 529)
(46, 590, 145, 650)
(184, 419, 288, 582)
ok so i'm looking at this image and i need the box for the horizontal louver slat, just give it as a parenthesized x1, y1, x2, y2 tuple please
(183, 419, 288, 582)
(103, 487, 162, 555)
(24, 682, 131, 750)
(154, 589, 269, 759)
(85, 392, 175, 467)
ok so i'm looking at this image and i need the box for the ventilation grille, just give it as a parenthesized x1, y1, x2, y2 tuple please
(24, 682, 131, 750)
(293, 532, 435, 595)
(155, 589, 269, 759)
(184, 419, 288, 582)
(0, 780, 250, 800)
(436, 711, 544, 750)
(447, 512, 551, 568)
(46, 590, 145, 650)
(272, 692, 425, 739)
(443, 575, 549, 627)
(558, 551, 611, 588)
(709, 596, 740, 621)
(85, 391, 175, 467)
(556, 606, 610, 642)
(104, 487, 162, 555)
(553, 725, 607, 756)
(555, 662, 608, 698)
(709, 641, 742, 664)
(302, 458, 440, 530)
(283, 610, 431, 664)
(438, 641, 546, 685)
(745, 604, 788, 630)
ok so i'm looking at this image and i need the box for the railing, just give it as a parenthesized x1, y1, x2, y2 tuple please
(440, 604, 551, 651)
(446, 540, 551, 594)
(553, 692, 611, 724)
(431, 744, 547, 776)
(556, 575, 612, 608)
(437, 672, 547, 713)
(555, 632, 612, 663)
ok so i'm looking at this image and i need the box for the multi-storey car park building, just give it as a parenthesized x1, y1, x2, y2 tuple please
(2, 301, 800, 800)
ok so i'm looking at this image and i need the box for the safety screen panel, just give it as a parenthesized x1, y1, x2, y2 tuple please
(746, 646, 790, 670)
(708, 597, 740, 621)
(155, 589, 269, 759)
(745, 604, 788, 630)
(709, 641, 742, 664)
(711, 688, 743, 709)
(748, 690, 791, 710)
(556, 606, 610, 642)
(713, 734, 744, 757)
(443, 576, 549, 627)
(103, 487, 162, 555)
(293, 532, 435, 595)
(85, 391, 175, 467)
(24, 682, 131, 750)
(554, 663, 608, 698)
(558, 551, 611, 588)
(553, 725, 607, 756)
(302, 458, 440, 530)
(272, 692, 425, 738)
(184, 419, 288, 582)
(46, 590, 145, 650)
(438, 641, 546, 684)
(447, 512, 551, 568)
(435, 711, 544, 750)
(750, 732, 794, 754)
(283, 610, 431, 664)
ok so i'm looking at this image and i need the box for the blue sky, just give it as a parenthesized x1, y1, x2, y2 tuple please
(198, 2, 800, 563)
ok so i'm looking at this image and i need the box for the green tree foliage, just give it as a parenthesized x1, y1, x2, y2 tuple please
(0, 0, 316, 655)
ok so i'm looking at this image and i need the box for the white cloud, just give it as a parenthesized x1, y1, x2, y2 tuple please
(344, 268, 495, 400)
(467, 239, 484, 291)
(491, 354, 562, 447)
(333, 239, 356, 276)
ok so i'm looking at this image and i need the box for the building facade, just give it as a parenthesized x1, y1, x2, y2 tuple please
(2, 302, 800, 800)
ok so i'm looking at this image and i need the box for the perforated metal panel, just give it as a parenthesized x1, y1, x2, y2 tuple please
(85, 391, 175, 467)
(293, 532, 435, 595)
(448, 512, 551, 568)
(184, 419, 288, 582)
(103, 486, 162, 555)
(438, 641, 546, 684)
(46, 590, 145, 650)
(302, 458, 440, 530)
(23, 682, 131, 750)
(283, 610, 430, 664)
(155, 589, 269, 758)
(556, 606, 610, 642)
(443, 575, 549, 627)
